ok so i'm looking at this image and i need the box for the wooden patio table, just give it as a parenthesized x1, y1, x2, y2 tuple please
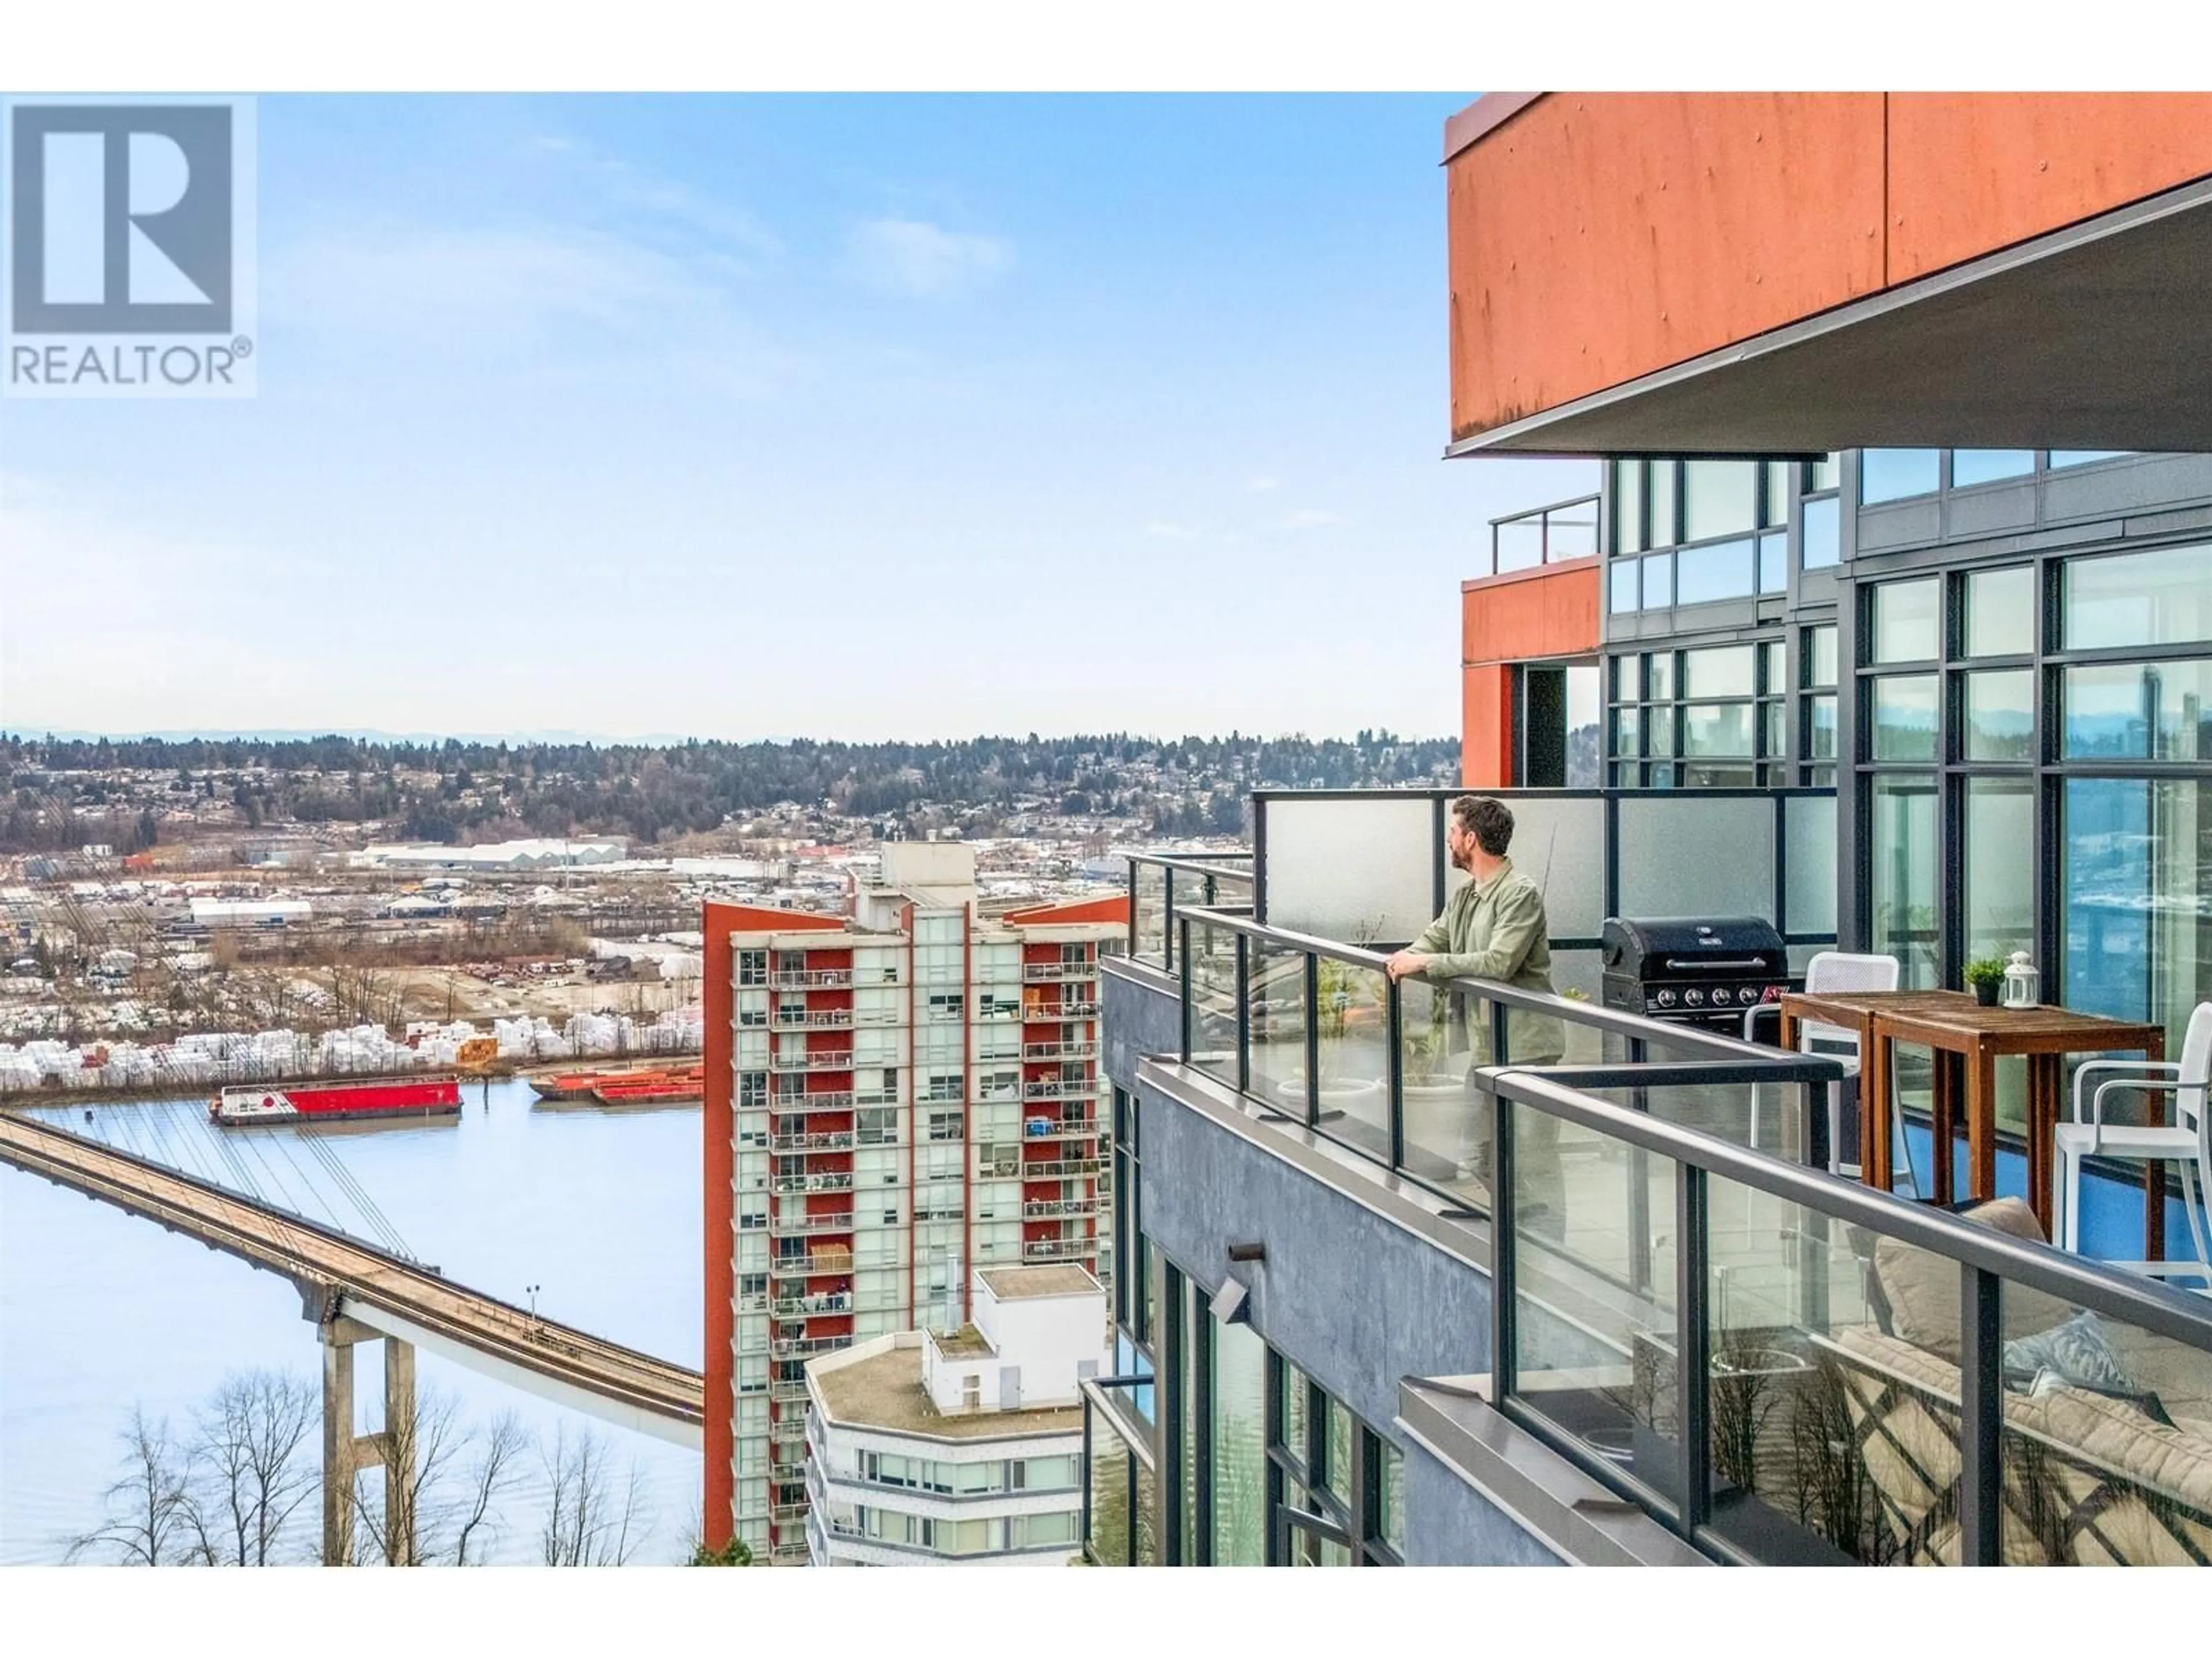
(1778, 990, 2166, 1253)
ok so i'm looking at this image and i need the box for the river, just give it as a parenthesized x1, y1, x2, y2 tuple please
(0, 1078, 703, 1566)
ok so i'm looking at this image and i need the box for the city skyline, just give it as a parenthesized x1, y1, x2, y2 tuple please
(0, 93, 1592, 744)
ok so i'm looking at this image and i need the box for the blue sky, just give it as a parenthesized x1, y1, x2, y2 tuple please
(1, 94, 1592, 743)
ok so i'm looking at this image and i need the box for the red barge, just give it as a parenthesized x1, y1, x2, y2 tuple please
(210, 1075, 463, 1126)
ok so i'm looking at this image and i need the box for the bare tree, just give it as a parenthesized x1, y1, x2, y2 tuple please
(538, 1423, 652, 1566)
(192, 1368, 319, 1565)
(66, 1407, 207, 1566)
(449, 1410, 528, 1566)
(347, 1385, 527, 1566)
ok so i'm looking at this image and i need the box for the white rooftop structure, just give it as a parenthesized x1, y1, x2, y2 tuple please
(350, 839, 626, 870)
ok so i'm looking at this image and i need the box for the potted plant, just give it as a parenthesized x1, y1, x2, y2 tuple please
(1964, 956, 2006, 1007)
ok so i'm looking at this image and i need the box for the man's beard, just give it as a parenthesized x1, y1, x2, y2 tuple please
(1450, 842, 1472, 873)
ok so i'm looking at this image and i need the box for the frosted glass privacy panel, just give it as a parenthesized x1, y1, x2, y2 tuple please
(1616, 795, 1775, 921)
(1260, 794, 1435, 945)
(1463, 795, 1607, 941)
(1783, 793, 1839, 938)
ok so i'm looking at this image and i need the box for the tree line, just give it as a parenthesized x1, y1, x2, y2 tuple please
(3, 729, 1457, 849)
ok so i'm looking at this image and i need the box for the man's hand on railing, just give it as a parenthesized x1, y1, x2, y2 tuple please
(1384, 950, 1427, 983)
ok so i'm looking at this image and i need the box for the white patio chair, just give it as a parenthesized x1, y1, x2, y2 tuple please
(1744, 951, 1906, 1185)
(2052, 1000, 2212, 1286)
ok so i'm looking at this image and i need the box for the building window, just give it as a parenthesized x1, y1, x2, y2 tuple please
(737, 1003, 767, 1027)
(1860, 448, 1941, 505)
(1963, 565, 2036, 658)
(2048, 450, 2131, 468)
(738, 950, 767, 986)
(738, 1071, 767, 1109)
(1951, 449, 2035, 488)
(1801, 494, 1841, 570)
(2062, 543, 2212, 652)
(927, 1110, 964, 1142)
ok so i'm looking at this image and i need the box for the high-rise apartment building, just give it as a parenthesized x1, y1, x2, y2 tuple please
(700, 844, 1124, 1564)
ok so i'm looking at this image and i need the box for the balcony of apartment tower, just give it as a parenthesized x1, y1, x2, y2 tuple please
(1076, 90, 2212, 1571)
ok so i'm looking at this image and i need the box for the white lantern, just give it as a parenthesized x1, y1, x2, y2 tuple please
(2001, 950, 2041, 1010)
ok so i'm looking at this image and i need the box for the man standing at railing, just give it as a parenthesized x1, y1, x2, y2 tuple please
(1385, 796, 1566, 1201)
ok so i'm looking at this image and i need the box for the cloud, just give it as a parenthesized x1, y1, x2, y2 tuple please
(843, 217, 1013, 298)
(262, 217, 799, 396)
(527, 133, 785, 265)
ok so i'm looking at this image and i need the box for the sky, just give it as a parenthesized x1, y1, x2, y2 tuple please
(0, 94, 1593, 744)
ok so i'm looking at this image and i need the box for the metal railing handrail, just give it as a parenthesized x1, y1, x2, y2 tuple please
(1480, 491, 1603, 578)
(1484, 1065, 2212, 1350)
(1176, 902, 1809, 1068)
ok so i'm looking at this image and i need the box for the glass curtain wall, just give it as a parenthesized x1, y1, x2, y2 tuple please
(1853, 539, 2212, 1103)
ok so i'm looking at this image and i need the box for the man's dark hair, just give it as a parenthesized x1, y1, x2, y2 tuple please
(1451, 794, 1515, 858)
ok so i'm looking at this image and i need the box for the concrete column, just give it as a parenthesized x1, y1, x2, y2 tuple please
(320, 1327, 357, 1566)
(382, 1337, 416, 1565)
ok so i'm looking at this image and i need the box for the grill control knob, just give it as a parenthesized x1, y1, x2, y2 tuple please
(1654, 989, 1677, 1008)
(1738, 986, 1759, 1005)
(1684, 988, 1705, 1007)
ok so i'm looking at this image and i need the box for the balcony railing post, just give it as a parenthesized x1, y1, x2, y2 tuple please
(1125, 859, 1138, 963)
(1959, 1264, 2003, 1566)
(1235, 934, 1250, 1096)
(1164, 868, 1179, 976)
(1385, 976, 1405, 1171)
(1303, 952, 1320, 1130)
(1675, 1162, 1711, 1533)
(1179, 920, 1193, 1064)
(1491, 1086, 1516, 1397)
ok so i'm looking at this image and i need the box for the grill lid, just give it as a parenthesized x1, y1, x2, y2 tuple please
(1601, 915, 1786, 979)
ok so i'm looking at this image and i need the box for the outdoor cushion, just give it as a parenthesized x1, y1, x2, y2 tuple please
(2005, 1309, 2142, 1395)
(1872, 1198, 2076, 1362)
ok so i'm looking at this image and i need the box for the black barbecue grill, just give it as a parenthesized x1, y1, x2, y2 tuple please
(1600, 916, 1797, 1034)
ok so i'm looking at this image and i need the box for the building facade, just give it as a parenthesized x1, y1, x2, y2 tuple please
(701, 844, 1123, 1564)
(803, 1264, 1105, 1566)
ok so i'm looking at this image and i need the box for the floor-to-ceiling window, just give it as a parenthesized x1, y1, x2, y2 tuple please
(2056, 541, 2212, 1094)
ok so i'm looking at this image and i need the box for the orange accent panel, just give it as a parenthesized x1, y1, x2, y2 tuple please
(1448, 93, 1886, 442)
(1462, 663, 1513, 787)
(1460, 562, 1600, 666)
(713, 903, 844, 933)
(700, 902, 736, 1550)
(1885, 94, 2212, 282)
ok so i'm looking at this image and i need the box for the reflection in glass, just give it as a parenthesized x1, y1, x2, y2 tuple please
(1609, 558, 1640, 614)
(1872, 675, 1940, 762)
(1675, 539, 1756, 605)
(1684, 703, 1755, 758)
(1763, 700, 1785, 760)
(1696, 1172, 1946, 1565)
(1761, 459, 1792, 529)
(1613, 706, 1642, 759)
(1759, 640, 1784, 696)
(2063, 777, 2212, 1071)
(2064, 543, 2212, 650)
(1646, 706, 1677, 757)
(1950, 450, 2035, 487)
(1805, 624, 1838, 689)
(1646, 652, 1676, 702)
(1566, 664, 1603, 788)
(1871, 775, 1940, 988)
(1642, 551, 1674, 609)
(1964, 565, 2036, 658)
(1684, 460, 1758, 543)
(1758, 531, 1787, 594)
(1806, 694, 1838, 761)
(1802, 496, 1840, 570)
(1861, 448, 1942, 504)
(1808, 453, 1840, 493)
(1684, 644, 1755, 699)
(2064, 660, 2212, 761)
(1874, 578, 1942, 664)
(1964, 669, 2036, 761)
(1210, 1316, 1267, 1565)
(1650, 461, 1678, 548)
(1613, 459, 1646, 555)
(1965, 777, 2036, 976)
(2048, 450, 2129, 468)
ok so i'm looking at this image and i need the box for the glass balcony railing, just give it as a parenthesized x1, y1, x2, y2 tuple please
(1478, 492, 1602, 578)
(1126, 851, 1255, 973)
(1172, 903, 1847, 1207)
(1480, 1064, 2212, 1566)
